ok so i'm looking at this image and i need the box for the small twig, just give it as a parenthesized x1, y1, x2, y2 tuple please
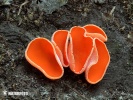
(110, 6, 116, 16)
(6, 8, 10, 20)
(17, 0, 29, 15)
(18, 17, 23, 26)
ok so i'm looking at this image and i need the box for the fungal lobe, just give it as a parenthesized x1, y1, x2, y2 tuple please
(84, 24, 107, 42)
(85, 39, 110, 84)
(25, 38, 64, 79)
(51, 30, 69, 67)
(68, 26, 94, 74)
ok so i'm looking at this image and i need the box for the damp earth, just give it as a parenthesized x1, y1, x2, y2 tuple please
(0, 0, 133, 99)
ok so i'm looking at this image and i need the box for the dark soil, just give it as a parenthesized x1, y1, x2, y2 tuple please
(0, 0, 133, 99)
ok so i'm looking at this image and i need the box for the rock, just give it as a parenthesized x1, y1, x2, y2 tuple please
(0, 0, 12, 6)
(92, 0, 106, 4)
(31, 0, 68, 14)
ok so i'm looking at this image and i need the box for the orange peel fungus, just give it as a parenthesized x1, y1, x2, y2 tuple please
(51, 30, 69, 67)
(25, 38, 64, 79)
(25, 24, 110, 84)
(68, 26, 94, 74)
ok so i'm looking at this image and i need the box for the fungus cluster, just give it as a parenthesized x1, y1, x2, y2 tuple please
(25, 24, 110, 84)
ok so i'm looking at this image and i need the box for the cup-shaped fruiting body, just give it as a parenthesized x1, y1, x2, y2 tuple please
(85, 38, 110, 84)
(25, 38, 64, 79)
(51, 30, 69, 67)
(84, 24, 107, 42)
(68, 26, 94, 74)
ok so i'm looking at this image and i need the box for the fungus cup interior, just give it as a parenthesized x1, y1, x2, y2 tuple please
(25, 38, 63, 79)
(52, 30, 69, 67)
(69, 26, 93, 74)
(84, 24, 107, 42)
(86, 39, 110, 84)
